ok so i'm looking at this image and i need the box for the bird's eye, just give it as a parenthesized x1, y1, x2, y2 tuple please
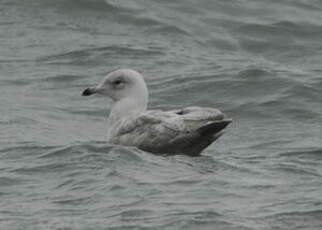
(113, 80, 122, 85)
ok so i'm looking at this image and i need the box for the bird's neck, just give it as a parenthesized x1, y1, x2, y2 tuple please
(107, 96, 147, 134)
(112, 97, 147, 116)
(106, 81, 148, 140)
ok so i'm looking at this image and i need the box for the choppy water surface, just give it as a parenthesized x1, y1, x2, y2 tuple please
(1, 0, 322, 229)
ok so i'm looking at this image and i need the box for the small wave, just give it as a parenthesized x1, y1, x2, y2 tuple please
(64, 108, 108, 118)
(159, 211, 243, 230)
(104, 0, 145, 12)
(281, 108, 321, 121)
(283, 83, 322, 100)
(237, 20, 322, 41)
(148, 24, 191, 36)
(149, 71, 236, 108)
(267, 209, 322, 217)
(47, 0, 116, 13)
(271, 163, 320, 177)
(272, 21, 322, 40)
(0, 144, 58, 159)
(52, 195, 93, 206)
(0, 176, 27, 187)
(119, 209, 159, 219)
(259, 209, 322, 225)
(279, 148, 322, 158)
(38, 45, 164, 65)
(237, 68, 274, 79)
(4, 143, 112, 175)
(0, 79, 33, 86)
(40, 74, 85, 83)
(38, 142, 113, 158)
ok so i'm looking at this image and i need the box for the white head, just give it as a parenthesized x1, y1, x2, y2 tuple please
(82, 69, 149, 113)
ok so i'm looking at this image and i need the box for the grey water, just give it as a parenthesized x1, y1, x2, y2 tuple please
(1, 0, 322, 229)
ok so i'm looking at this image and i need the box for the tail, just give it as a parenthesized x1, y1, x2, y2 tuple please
(155, 119, 232, 156)
(197, 119, 232, 137)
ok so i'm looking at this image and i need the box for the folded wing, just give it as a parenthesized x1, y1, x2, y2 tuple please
(109, 106, 231, 155)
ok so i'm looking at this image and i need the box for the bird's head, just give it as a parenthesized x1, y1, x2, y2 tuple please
(82, 69, 148, 103)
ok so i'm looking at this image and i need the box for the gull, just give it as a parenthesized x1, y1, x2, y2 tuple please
(82, 69, 231, 156)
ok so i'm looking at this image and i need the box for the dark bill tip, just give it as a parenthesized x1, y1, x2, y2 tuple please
(82, 88, 94, 96)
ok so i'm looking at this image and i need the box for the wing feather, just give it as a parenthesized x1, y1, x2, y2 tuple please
(109, 106, 231, 155)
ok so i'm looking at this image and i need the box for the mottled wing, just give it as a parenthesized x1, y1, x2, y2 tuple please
(167, 106, 227, 130)
(110, 106, 231, 155)
(161, 106, 231, 155)
(110, 110, 185, 151)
